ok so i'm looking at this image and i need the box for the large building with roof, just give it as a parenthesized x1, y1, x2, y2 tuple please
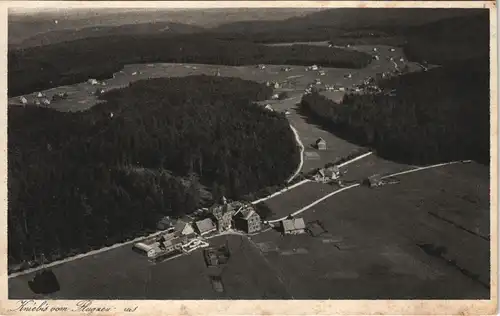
(194, 218, 217, 236)
(281, 218, 306, 235)
(234, 205, 261, 234)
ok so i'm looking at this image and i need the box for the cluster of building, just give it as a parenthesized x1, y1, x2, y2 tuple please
(312, 165, 342, 184)
(133, 197, 263, 261)
(17, 91, 61, 108)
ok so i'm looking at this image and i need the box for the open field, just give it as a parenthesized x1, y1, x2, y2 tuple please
(249, 162, 489, 299)
(9, 235, 290, 299)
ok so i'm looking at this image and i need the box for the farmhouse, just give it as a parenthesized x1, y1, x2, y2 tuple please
(271, 94, 280, 100)
(316, 138, 327, 150)
(195, 218, 217, 236)
(258, 64, 266, 70)
(281, 218, 306, 235)
(234, 205, 261, 234)
(41, 98, 51, 106)
(19, 96, 28, 105)
(174, 219, 195, 237)
(364, 174, 383, 188)
(52, 92, 68, 101)
(313, 166, 340, 183)
(264, 104, 274, 112)
(88, 78, 99, 85)
(133, 234, 186, 260)
(36, 92, 44, 98)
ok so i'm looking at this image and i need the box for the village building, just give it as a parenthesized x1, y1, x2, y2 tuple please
(258, 64, 266, 70)
(273, 82, 281, 89)
(316, 138, 327, 150)
(313, 166, 341, 183)
(156, 216, 174, 230)
(264, 104, 274, 112)
(389, 48, 396, 52)
(41, 98, 51, 106)
(19, 96, 28, 105)
(281, 218, 306, 235)
(174, 219, 195, 237)
(345, 73, 352, 79)
(271, 94, 280, 100)
(195, 218, 217, 236)
(210, 199, 235, 232)
(373, 47, 378, 52)
(133, 234, 186, 260)
(88, 78, 99, 85)
(364, 174, 383, 188)
(318, 70, 326, 76)
(36, 92, 44, 98)
(234, 205, 261, 234)
(373, 55, 380, 61)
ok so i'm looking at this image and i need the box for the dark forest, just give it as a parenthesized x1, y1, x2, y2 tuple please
(8, 75, 300, 267)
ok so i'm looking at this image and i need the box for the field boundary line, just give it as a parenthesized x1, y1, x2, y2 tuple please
(267, 183, 361, 223)
(381, 160, 472, 179)
(251, 179, 311, 205)
(338, 151, 373, 168)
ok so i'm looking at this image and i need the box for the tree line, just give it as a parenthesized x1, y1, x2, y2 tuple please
(8, 34, 372, 97)
(300, 58, 489, 165)
(8, 75, 300, 267)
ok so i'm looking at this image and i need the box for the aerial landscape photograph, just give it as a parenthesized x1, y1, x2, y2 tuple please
(7, 4, 493, 302)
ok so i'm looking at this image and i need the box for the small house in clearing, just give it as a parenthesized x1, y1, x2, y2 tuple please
(88, 78, 99, 85)
(41, 98, 51, 106)
(316, 138, 327, 150)
(264, 104, 274, 112)
(281, 218, 306, 235)
(234, 205, 261, 234)
(271, 94, 280, 100)
(364, 174, 383, 188)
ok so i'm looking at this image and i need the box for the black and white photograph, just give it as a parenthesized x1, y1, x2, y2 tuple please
(4, 1, 497, 314)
